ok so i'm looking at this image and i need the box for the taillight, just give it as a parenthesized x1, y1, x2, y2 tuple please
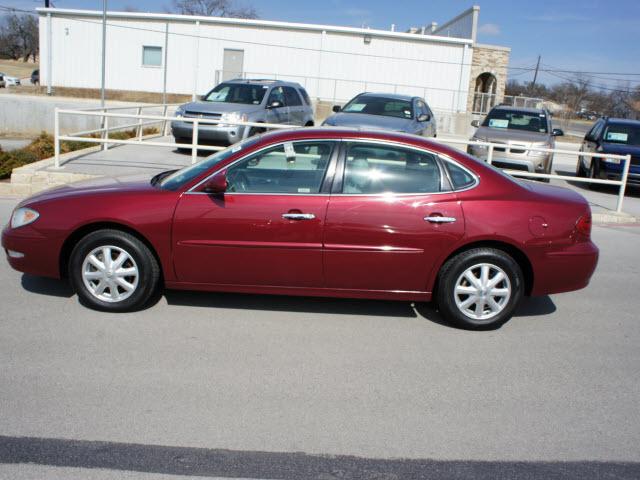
(575, 213, 592, 240)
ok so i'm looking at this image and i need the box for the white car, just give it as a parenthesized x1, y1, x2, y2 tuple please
(0, 73, 21, 87)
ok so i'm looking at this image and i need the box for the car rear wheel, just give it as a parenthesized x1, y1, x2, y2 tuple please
(436, 248, 524, 330)
(69, 229, 160, 312)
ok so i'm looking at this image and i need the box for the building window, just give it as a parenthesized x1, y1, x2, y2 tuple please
(142, 46, 162, 67)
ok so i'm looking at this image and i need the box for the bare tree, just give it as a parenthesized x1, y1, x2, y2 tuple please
(172, 0, 258, 18)
(0, 14, 38, 62)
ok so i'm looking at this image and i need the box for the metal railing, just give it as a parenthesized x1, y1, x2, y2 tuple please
(471, 93, 544, 114)
(440, 137, 632, 213)
(53, 105, 634, 213)
(54, 106, 293, 167)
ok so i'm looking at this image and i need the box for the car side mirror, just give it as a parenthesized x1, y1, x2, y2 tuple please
(332, 105, 341, 112)
(267, 100, 282, 109)
(201, 172, 227, 195)
(552, 128, 564, 137)
(471, 120, 480, 128)
(417, 113, 430, 122)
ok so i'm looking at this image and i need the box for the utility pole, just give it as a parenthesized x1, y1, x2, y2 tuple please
(100, 0, 107, 108)
(531, 55, 541, 91)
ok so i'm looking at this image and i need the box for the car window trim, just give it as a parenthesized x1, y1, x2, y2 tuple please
(331, 138, 478, 196)
(186, 139, 340, 196)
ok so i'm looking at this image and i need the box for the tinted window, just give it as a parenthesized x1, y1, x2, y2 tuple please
(226, 141, 334, 194)
(342, 95, 413, 119)
(204, 83, 267, 105)
(267, 86, 286, 106)
(283, 87, 302, 106)
(445, 160, 476, 190)
(299, 88, 311, 105)
(343, 143, 441, 194)
(483, 109, 548, 133)
(602, 123, 640, 145)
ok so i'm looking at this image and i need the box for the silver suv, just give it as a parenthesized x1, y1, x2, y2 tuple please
(171, 79, 315, 145)
(468, 106, 564, 178)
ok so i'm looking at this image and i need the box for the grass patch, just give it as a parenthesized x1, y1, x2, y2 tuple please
(0, 127, 159, 179)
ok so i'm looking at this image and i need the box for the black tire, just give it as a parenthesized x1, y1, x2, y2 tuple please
(436, 248, 524, 330)
(69, 229, 160, 312)
(248, 126, 266, 137)
(588, 159, 601, 190)
(576, 157, 586, 177)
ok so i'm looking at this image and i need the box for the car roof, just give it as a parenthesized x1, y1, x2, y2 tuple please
(354, 92, 417, 102)
(491, 105, 547, 115)
(224, 78, 304, 88)
(605, 117, 640, 126)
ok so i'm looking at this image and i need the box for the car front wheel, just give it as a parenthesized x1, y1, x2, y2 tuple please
(436, 248, 524, 330)
(69, 229, 160, 312)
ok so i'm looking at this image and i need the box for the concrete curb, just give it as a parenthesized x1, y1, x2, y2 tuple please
(592, 212, 638, 225)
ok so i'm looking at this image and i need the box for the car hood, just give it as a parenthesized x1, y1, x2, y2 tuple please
(473, 126, 551, 144)
(600, 143, 640, 157)
(20, 174, 157, 207)
(179, 101, 261, 115)
(323, 112, 413, 131)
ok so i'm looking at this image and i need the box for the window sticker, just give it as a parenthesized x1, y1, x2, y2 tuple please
(209, 91, 227, 101)
(488, 119, 509, 128)
(345, 103, 366, 112)
(606, 132, 628, 142)
(284, 142, 296, 158)
(298, 187, 311, 193)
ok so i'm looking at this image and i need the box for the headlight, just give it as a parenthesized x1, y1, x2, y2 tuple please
(220, 112, 247, 125)
(470, 138, 488, 150)
(529, 144, 551, 156)
(174, 107, 185, 118)
(11, 207, 39, 229)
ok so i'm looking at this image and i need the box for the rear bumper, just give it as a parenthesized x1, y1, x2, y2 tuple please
(2, 225, 62, 279)
(171, 121, 246, 144)
(531, 240, 599, 296)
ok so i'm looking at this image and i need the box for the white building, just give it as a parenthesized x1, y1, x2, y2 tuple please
(37, 6, 510, 115)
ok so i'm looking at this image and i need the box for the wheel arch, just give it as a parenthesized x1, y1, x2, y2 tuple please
(59, 221, 163, 281)
(432, 240, 534, 297)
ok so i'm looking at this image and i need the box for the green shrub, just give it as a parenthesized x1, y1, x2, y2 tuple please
(0, 149, 39, 179)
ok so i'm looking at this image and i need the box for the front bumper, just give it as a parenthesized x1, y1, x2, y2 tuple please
(2, 225, 62, 278)
(600, 162, 640, 185)
(468, 145, 551, 173)
(531, 240, 599, 296)
(171, 121, 247, 145)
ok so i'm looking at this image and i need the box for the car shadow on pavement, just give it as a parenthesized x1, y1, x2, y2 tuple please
(20, 274, 74, 298)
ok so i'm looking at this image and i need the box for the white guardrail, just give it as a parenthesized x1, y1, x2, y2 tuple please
(54, 106, 633, 213)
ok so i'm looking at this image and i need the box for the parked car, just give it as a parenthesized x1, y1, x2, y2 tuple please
(0, 73, 21, 87)
(171, 79, 314, 146)
(31, 69, 39, 85)
(322, 93, 437, 137)
(0, 74, 5, 88)
(468, 105, 564, 181)
(577, 117, 640, 186)
(2, 128, 598, 330)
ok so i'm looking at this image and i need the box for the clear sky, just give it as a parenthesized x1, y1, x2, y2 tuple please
(3, 0, 639, 89)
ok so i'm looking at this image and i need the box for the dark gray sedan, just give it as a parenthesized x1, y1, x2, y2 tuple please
(322, 93, 437, 137)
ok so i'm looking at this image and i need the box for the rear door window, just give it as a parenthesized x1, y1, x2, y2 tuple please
(342, 143, 442, 194)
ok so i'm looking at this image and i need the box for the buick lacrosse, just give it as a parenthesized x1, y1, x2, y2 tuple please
(2, 128, 598, 329)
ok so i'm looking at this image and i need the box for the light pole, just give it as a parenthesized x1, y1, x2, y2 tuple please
(100, 0, 107, 108)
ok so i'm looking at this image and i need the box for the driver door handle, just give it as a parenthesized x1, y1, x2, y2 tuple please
(424, 216, 456, 224)
(282, 213, 316, 220)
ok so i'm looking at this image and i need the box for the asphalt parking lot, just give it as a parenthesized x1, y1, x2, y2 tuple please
(0, 196, 639, 479)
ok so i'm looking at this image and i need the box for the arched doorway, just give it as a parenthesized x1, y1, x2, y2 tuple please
(473, 72, 497, 114)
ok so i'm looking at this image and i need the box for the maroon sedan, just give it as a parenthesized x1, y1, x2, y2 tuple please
(2, 128, 598, 329)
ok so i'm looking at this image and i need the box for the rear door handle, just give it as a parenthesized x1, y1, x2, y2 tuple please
(424, 216, 456, 223)
(282, 213, 316, 220)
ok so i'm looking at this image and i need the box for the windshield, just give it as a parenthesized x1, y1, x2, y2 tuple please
(158, 137, 260, 190)
(342, 95, 414, 119)
(483, 109, 548, 134)
(603, 124, 640, 145)
(202, 83, 268, 105)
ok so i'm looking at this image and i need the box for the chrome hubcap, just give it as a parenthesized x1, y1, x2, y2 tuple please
(81, 245, 139, 303)
(454, 263, 511, 322)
